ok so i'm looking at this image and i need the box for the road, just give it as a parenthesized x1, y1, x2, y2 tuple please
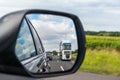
(45, 72, 120, 80)
(0, 72, 119, 80)
(47, 55, 75, 72)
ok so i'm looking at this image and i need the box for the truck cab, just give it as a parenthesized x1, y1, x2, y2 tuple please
(59, 41, 72, 60)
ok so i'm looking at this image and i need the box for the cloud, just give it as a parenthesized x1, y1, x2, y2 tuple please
(104, 8, 120, 14)
(27, 14, 77, 51)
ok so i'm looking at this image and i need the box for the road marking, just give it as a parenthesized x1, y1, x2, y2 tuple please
(48, 63, 50, 67)
(60, 66, 64, 71)
(71, 60, 75, 64)
(48, 63, 51, 69)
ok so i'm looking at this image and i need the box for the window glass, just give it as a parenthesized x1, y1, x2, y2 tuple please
(15, 19, 36, 61)
(63, 44, 71, 50)
(27, 19, 44, 54)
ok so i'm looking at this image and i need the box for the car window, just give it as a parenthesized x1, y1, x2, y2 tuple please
(15, 19, 36, 61)
(26, 18, 44, 54)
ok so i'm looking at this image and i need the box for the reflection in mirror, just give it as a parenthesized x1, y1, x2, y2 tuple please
(16, 13, 78, 73)
(15, 19, 36, 61)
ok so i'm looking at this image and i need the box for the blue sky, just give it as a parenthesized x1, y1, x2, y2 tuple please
(0, 0, 120, 31)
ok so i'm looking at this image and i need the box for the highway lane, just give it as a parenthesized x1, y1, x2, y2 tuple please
(0, 72, 119, 80)
(46, 72, 120, 80)
(47, 55, 75, 72)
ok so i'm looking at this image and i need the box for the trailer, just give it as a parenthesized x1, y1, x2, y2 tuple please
(59, 41, 72, 60)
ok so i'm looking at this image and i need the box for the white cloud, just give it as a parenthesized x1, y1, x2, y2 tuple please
(27, 14, 77, 51)
(104, 9, 120, 14)
(0, 0, 120, 34)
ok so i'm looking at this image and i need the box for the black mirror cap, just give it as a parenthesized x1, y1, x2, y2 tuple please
(0, 9, 86, 78)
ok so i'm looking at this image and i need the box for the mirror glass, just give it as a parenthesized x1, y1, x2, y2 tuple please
(15, 19, 36, 61)
(15, 13, 78, 73)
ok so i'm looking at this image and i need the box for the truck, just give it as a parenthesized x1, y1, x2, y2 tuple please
(59, 41, 72, 60)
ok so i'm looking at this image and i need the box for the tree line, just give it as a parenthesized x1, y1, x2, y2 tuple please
(85, 31, 120, 37)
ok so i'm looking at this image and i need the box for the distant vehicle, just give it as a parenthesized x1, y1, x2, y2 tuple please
(59, 41, 72, 60)
(46, 52, 53, 60)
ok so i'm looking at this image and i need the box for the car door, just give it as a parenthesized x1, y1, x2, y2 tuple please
(15, 18, 47, 73)
(26, 18, 48, 72)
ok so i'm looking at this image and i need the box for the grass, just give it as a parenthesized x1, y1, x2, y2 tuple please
(78, 36, 120, 76)
(86, 36, 120, 51)
(79, 49, 120, 76)
(71, 53, 77, 60)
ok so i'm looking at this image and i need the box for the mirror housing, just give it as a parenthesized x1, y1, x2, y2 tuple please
(0, 9, 86, 78)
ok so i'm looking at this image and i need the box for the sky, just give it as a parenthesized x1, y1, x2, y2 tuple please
(0, 0, 120, 51)
(26, 14, 77, 51)
(0, 0, 120, 31)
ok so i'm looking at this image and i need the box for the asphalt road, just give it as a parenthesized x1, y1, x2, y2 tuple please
(47, 55, 75, 72)
(0, 72, 119, 80)
(45, 72, 120, 80)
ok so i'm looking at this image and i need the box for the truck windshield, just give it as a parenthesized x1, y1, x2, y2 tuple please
(63, 43, 71, 50)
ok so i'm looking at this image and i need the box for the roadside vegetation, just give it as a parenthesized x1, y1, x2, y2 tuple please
(79, 35, 120, 76)
(86, 36, 120, 51)
(86, 31, 120, 37)
(71, 53, 77, 60)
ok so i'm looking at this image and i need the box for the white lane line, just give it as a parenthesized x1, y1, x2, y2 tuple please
(60, 66, 64, 71)
(71, 60, 75, 64)
(48, 63, 50, 67)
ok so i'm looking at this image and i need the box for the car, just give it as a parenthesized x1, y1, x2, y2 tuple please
(46, 52, 53, 60)
(15, 17, 49, 73)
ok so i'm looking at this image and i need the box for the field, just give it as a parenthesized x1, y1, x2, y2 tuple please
(86, 36, 120, 51)
(79, 36, 120, 76)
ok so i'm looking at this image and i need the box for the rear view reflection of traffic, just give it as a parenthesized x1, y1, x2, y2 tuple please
(18, 14, 78, 73)
(45, 41, 76, 72)
(46, 52, 75, 72)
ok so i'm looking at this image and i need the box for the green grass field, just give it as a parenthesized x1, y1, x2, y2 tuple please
(86, 36, 120, 51)
(71, 53, 77, 60)
(79, 36, 120, 76)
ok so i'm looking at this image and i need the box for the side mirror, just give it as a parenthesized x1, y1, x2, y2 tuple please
(0, 10, 86, 78)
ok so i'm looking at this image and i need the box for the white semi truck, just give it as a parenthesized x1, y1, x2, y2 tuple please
(59, 41, 72, 60)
